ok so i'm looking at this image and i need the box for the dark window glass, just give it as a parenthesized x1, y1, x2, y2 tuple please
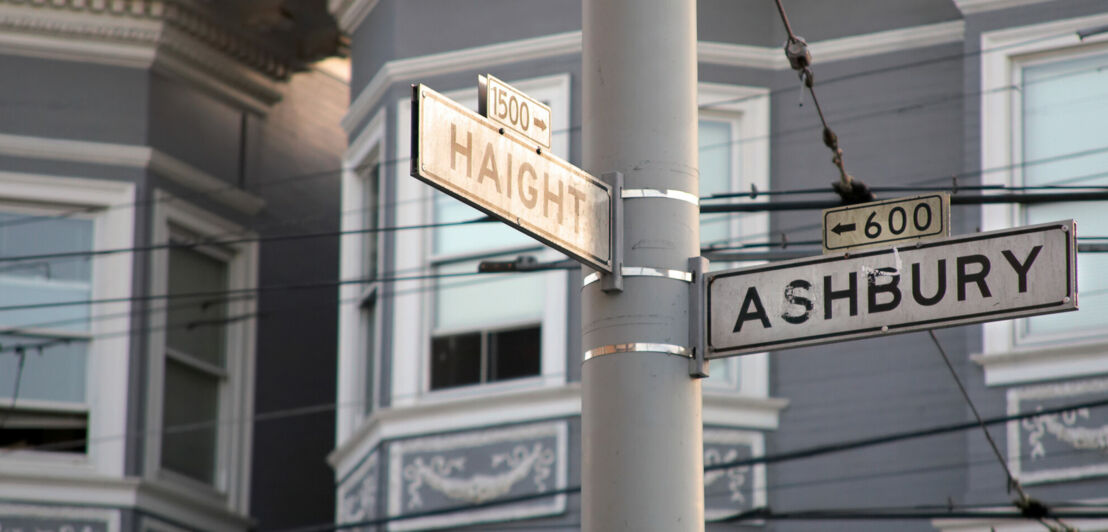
(430, 332, 482, 389)
(162, 358, 218, 484)
(0, 411, 86, 453)
(430, 326, 541, 390)
(489, 326, 541, 381)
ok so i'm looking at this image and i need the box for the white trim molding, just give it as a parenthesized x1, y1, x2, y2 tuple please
(0, 0, 289, 113)
(342, 20, 963, 134)
(953, 0, 1055, 15)
(335, 106, 387, 444)
(341, 31, 580, 133)
(699, 20, 963, 71)
(0, 132, 264, 214)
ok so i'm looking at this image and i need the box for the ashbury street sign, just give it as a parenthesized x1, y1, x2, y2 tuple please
(706, 220, 1078, 357)
(412, 84, 613, 272)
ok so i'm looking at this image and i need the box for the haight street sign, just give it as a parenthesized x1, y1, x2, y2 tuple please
(706, 220, 1077, 358)
(823, 193, 950, 253)
(412, 84, 614, 272)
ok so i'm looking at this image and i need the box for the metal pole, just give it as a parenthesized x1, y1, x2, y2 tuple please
(581, 1, 704, 530)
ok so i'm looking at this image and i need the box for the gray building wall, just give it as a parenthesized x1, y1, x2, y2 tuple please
(0, 2, 346, 530)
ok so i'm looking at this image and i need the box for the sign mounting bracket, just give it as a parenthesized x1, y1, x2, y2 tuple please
(600, 172, 624, 293)
(688, 256, 709, 378)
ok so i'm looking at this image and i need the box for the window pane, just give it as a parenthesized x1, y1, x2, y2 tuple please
(700, 119, 734, 247)
(162, 358, 219, 485)
(1022, 53, 1108, 187)
(432, 191, 533, 256)
(1021, 53, 1108, 340)
(0, 213, 92, 332)
(434, 261, 543, 332)
(430, 332, 482, 389)
(0, 334, 87, 404)
(166, 247, 228, 367)
(488, 326, 541, 382)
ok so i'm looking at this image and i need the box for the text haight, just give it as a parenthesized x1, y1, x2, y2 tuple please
(412, 84, 612, 272)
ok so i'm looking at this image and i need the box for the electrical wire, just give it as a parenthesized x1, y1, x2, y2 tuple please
(0, 347, 27, 431)
(927, 330, 1072, 531)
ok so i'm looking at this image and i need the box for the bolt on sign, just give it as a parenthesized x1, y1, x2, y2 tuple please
(823, 193, 950, 253)
(479, 74, 553, 150)
(411, 84, 613, 272)
(707, 220, 1077, 357)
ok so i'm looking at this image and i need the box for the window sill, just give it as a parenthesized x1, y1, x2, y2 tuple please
(972, 339, 1108, 386)
(703, 393, 789, 430)
(0, 450, 94, 477)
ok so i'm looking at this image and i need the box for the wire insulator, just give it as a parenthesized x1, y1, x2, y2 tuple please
(832, 178, 876, 205)
(822, 128, 839, 151)
(1016, 498, 1050, 520)
(784, 37, 812, 71)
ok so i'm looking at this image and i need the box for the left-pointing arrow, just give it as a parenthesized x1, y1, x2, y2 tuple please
(832, 222, 856, 235)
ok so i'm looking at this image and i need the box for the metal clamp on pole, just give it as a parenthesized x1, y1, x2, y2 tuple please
(600, 171, 624, 293)
(688, 256, 709, 378)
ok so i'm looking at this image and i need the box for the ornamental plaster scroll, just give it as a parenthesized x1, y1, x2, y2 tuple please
(340, 451, 379, 523)
(1022, 407, 1108, 459)
(387, 421, 568, 531)
(704, 447, 750, 506)
(1008, 377, 1108, 484)
(402, 443, 555, 508)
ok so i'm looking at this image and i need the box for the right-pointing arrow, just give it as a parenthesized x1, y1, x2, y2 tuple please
(832, 222, 856, 236)
(533, 117, 547, 131)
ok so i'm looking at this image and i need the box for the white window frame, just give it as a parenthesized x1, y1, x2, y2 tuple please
(143, 190, 257, 512)
(392, 74, 571, 408)
(337, 107, 387, 444)
(697, 83, 771, 399)
(976, 12, 1108, 386)
(0, 171, 134, 480)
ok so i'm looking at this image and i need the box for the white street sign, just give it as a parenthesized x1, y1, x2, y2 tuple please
(479, 74, 553, 150)
(412, 84, 613, 272)
(707, 220, 1077, 358)
(823, 193, 949, 253)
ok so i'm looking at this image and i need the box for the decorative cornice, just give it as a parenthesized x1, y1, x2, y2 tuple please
(0, 132, 265, 214)
(343, 20, 965, 134)
(0, 0, 291, 112)
(953, 0, 1055, 15)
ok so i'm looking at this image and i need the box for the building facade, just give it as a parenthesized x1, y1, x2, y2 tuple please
(330, 0, 1108, 530)
(0, 1, 346, 530)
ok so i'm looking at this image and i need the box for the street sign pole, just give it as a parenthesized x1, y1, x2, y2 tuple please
(581, 1, 704, 530)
